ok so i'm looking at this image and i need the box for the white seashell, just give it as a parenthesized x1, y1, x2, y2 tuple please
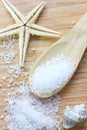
(63, 104, 87, 129)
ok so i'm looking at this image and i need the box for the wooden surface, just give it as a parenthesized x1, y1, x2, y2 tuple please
(0, 0, 87, 130)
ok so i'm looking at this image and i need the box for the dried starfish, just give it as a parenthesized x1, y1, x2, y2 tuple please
(0, 0, 61, 67)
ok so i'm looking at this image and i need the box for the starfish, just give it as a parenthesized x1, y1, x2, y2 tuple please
(0, 0, 61, 67)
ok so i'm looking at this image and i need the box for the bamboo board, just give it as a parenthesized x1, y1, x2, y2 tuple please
(0, 0, 87, 130)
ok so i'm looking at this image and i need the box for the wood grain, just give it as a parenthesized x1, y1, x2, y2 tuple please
(0, 0, 87, 130)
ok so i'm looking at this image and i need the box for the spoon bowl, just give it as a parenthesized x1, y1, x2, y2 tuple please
(29, 13, 87, 98)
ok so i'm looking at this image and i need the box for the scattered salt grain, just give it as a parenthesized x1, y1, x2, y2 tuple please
(4, 99, 8, 103)
(9, 78, 14, 84)
(32, 48, 36, 51)
(2, 127, 6, 130)
(5, 82, 61, 130)
(8, 64, 29, 77)
(30, 54, 75, 95)
(2, 75, 8, 80)
(0, 38, 17, 64)
(0, 39, 16, 49)
(2, 88, 6, 92)
(33, 55, 36, 58)
(7, 93, 11, 96)
(0, 84, 1, 88)
(0, 51, 16, 64)
(11, 88, 14, 90)
(0, 115, 4, 120)
(6, 84, 11, 88)
(72, 20, 76, 25)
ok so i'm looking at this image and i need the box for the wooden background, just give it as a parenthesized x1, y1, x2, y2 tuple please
(0, 0, 87, 130)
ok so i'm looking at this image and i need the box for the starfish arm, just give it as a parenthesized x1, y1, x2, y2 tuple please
(19, 27, 25, 67)
(29, 24, 61, 35)
(29, 28, 60, 37)
(0, 24, 20, 33)
(29, 26, 61, 37)
(2, 0, 25, 24)
(22, 28, 30, 66)
(0, 24, 20, 38)
(19, 27, 30, 67)
(0, 29, 19, 38)
(26, 2, 45, 24)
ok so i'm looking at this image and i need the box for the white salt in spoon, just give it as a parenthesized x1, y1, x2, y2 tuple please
(29, 13, 87, 98)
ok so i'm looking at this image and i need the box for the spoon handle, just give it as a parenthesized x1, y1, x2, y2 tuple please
(70, 13, 87, 64)
(55, 12, 87, 65)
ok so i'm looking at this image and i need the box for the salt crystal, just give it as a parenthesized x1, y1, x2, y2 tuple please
(7, 84, 11, 88)
(0, 115, 4, 120)
(2, 127, 5, 130)
(11, 88, 14, 90)
(3, 75, 8, 79)
(13, 75, 18, 79)
(9, 78, 14, 84)
(2, 76, 7, 80)
(4, 99, 8, 103)
(32, 48, 36, 51)
(4, 108, 7, 113)
(33, 55, 36, 58)
(7, 93, 11, 96)
(3, 88, 6, 92)
(72, 21, 76, 25)
(30, 54, 75, 95)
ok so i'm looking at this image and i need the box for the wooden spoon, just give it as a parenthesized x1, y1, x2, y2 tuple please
(29, 13, 87, 98)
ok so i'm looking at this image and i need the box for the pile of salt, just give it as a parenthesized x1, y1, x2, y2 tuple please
(0, 38, 62, 130)
(5, 82, 61, 130)
(30, 54, 75, 95)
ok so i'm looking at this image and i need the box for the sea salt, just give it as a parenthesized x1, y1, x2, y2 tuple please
(5, 82, 61, 130)
(0, 51, 16, 63)
(0, 38, 62, 130)
(0, 39, 16, 49)
(30, 54, 75, 95)
(0, 38, 17, 64)
(8, 64, 29, 77)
